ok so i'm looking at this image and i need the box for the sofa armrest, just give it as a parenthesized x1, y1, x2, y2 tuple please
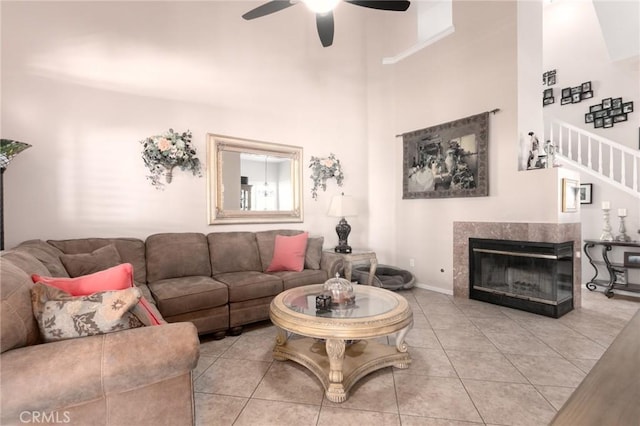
(320, 251, 344, 278)
(1, 322, 199, 421)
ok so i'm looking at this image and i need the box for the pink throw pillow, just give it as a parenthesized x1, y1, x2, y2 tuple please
(32, 263, 164, 326)
(32, 263, 134, 295)
(266, 232, 309, 272)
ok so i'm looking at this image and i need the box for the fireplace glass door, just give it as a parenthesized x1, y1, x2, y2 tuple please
(469, 239, 574, 317)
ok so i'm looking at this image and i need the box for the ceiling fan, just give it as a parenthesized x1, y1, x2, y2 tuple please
(242, 0, 411, 47)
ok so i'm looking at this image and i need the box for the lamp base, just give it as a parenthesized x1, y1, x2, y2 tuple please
(334, 217, 352, 254)
(334, 245, 352, 254)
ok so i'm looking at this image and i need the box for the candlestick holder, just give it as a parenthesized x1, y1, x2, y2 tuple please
(615, 213, 632, 242)
(600, 208, 614, 241)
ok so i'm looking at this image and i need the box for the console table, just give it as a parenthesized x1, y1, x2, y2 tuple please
(583, 240, 640, 298)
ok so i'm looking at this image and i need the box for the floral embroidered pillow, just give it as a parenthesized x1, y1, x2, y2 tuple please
(31, 283, 144, 342)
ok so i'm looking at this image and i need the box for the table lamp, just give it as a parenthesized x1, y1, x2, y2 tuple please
(1, 139, 32, 250)
(327, 193, 357, 253)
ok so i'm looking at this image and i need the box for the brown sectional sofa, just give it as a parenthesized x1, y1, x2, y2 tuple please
(39, 229, 341, 336)
(1, 229, 341, 425)
(1, 242, 200, 426)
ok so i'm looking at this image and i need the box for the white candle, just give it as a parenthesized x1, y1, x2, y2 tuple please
(602, 201, 610, 210)
(618, 208, 627, 217)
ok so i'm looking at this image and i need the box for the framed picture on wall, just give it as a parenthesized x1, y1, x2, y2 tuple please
(581, 91, 594, 100)
(402, 112, 489, 199)
(602, 97, 612, 109)
(561, 97, 572, 105)
(585, 113, 594, 123)
(543, 88, 553, 99)
(562, 178, 579, 212)
(604, 117, 614, 128)
(612, 98, 622, 109)
(543, 97, 555, 106)
(594, 118, 604, 128)
(623, 102, 634, 113)
(581, 81, 592, 92)
(590, 104, 603, 113)
(562, 88, 571, 98)
(579, 183, 592, 204)
(613, 114, 627, 123)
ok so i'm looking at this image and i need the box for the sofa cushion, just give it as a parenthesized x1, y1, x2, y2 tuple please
(135, 282, 156, 304)
(1, 250, 51, 277)
(0, 257, 41, 353)
(270, 269, 329, 291)
(255, 230, 303, 272)
(131, 297, 166, 326)
(214, 271, 283, 302)
(49, 238, 147, 284)
(208, 232, 262, 274)
(305, 236, 324, 270)
(32, 263, 134, 296)
(31, 284, 144, 342)
(14, 240, 69, 277)
(146, 233, 211, 282)
(59, 244, 122, 277)
(148, 276, 228, 317)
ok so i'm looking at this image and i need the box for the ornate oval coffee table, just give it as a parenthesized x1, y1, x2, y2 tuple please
(269, 284, 413, 403)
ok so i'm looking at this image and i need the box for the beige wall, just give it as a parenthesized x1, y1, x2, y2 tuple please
(2, 1, 589, 294)
(365, 1, 578, 292)
(543, 0, 640, 148)
(1, 1, 373, 248)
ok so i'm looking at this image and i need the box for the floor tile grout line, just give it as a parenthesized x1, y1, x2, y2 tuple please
(193, 288, 639, 426)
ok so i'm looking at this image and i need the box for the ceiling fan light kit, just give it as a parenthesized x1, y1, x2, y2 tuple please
(303, 0, 341, 14)
(242, 0, 410, 47)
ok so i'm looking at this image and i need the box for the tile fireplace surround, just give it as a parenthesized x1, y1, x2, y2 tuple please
(453, 221, 582, 309)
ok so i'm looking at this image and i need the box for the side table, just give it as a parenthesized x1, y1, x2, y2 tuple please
(324, 249, 378, 286)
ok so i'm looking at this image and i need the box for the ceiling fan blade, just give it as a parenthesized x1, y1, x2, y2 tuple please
(345, 0, 410, 12)
(316, 12, 335, 47)
(242, 1, 296, 20)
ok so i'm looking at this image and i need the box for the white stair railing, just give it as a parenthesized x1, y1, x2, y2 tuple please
(546, 119, 640, 199)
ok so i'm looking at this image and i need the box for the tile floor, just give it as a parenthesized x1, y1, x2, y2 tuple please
(193, 288, 640, 426)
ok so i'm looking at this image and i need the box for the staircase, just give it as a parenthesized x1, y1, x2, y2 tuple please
(546, 119, 640, 199)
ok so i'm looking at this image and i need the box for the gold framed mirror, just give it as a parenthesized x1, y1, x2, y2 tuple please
(207, 134, 303, 225)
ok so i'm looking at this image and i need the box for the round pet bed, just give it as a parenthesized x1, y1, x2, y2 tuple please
(351, 264, 415, 290)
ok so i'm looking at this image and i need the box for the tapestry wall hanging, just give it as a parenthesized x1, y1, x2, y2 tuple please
(402, 112, 489, 199)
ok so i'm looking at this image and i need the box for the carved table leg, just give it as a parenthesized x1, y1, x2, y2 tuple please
(344, 262, 353, 282)
(273, 327, 289, 361)
(367, 256, 378, 286)
(602, 244, 616, 298)
(584, 242, 598, 291)
(325, 338, 347, 402)
(393, 323, 412, 369)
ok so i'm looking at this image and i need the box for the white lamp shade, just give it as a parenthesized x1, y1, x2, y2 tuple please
(328, 194, 357, 218)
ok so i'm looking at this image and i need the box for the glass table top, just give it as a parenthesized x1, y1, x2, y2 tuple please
(281, 284, 399, 319)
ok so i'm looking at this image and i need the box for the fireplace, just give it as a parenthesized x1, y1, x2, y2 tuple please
(469, 238, 574, 318)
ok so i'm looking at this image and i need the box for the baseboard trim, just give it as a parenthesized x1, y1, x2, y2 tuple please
(414, 283, 454, 296)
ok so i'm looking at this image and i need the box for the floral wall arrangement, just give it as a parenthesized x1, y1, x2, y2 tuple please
(140, 129, 202, 189)
(309, 153, 343, 200)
